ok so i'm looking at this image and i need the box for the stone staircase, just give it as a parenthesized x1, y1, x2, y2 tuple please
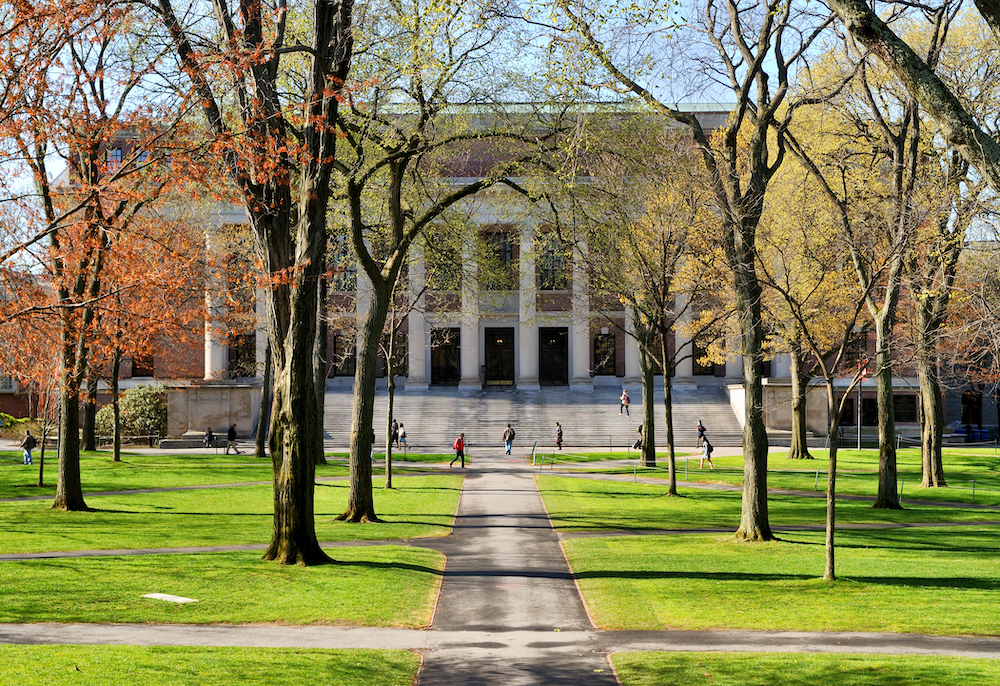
(322, 384, 743, 450)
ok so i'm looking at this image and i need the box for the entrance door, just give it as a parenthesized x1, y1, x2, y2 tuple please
(539, 327, 569, 385)
(485, 327, 515, 386)
(431, 328, 460, 385)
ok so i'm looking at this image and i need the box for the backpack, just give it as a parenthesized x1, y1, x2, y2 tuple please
(706, 443, 713, 455)
(24, 435, 36, 450)
(509, 429, 515, 440)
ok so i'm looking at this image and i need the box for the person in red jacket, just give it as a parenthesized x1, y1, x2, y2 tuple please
(450, 433, 466, 468)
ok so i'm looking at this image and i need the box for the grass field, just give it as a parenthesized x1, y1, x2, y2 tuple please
(638, 447, 1000, 505)
(0, 646, 420, 686)
(539, 474, 1000, 636)
(612, 653, 1000, 686)
(536, 476, 1000, 532)
(562, 527, 1000, 634)
(0, 547, 443, 625)
(0, 474, 461, 553)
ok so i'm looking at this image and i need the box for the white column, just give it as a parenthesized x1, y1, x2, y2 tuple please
(624, 308, 641, 385)
(459, 240, 481, 390)
(354, 264, 371, 390)
(204, 226, 227, 380)
(254, 288, 267, 380)
(726, 331, 742, 379)
(570, 239, 592, 390)
(517, 227, 539, 391)
(407, 242, 429, 391)
(675, 294, 694, 379)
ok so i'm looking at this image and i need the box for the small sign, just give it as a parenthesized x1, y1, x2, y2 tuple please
(141, 593, 198, 604)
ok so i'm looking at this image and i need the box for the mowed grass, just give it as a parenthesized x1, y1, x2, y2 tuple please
(0, 475, 461, 554)
(652, 447, 1000, 506)
(536, 476, 1000, 532)
(0, 548, 443, 625)
(0, 646, 419, 686)
(0, 452, 351, 500)
(612, 652, 1000, 686)
(562, 527, 1000, 635)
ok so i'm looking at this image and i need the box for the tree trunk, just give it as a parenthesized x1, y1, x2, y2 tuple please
(338, 287, 388, 522)
(53, 383, 86, 511)
(638, 343, 656, 468)
(824, 383, 839, 581)
(112, 349, 122, 463)
(262, 208, 333, 565)
(787, 349, 813, 460)
(385, 369, 396, 489)
(917, 349, 946, 487)
(256, 341, 273, 459)
(314, 275, 328, 465)
(82, 366, 98, 452)
(872, 316, 902, 509)
(734, 263, 773, 541)
(37, 421, 48, 488)
(661, 339, 677, 496)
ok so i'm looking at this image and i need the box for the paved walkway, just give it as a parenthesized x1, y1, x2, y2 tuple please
(3, 448, 1000, 684)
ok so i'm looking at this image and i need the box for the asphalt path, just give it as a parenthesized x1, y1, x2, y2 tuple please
(3, 448, 1000, 685)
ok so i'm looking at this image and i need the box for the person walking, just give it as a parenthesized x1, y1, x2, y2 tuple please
(226, 424, 241, 455)
(700, 439, 715, 470)
(203, 428, 214, 449)
(696, 420, 706, 447)
(502, 423, 515, 455)
(20, 430, 36, 466)
(450, 433, 466, 468)
(555, 422, 563, 450)
(620, 389, 631, 416)
(391, 418, 400, 448)
(398, 423, 407, 449)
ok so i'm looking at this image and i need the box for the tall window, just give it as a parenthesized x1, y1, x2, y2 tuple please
(107, 147, 123, 173)
(132, 355, 155, 377)
(332, 334, 356, 377)
(593, 334, 616, 376)
(329, 234, 357, 292)
(481, 230, 516, 290)
(539, 236, 569, 290)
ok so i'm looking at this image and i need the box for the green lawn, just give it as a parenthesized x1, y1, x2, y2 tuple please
(537, 476, 1000, 532)
(562, 527, 1000, 635)
(0, 475, 461, 554)
(649, 447, 1000, 505)
(0, 452, 352, 499)
(0, 548, 443, 626)
(0, 646, 419, 686)
(612, 653, 1000, 686)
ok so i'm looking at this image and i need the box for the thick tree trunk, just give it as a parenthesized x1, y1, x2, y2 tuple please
(314, 276, 328, 465)
(734, 265, 773, 541)
(872, 317, 902, 509)
(82, 368, 97, 452)
(256, 341, 273, 459)
(338, 289, 388, 522)
(917, 351, 946, 487)
(53, 385, 86, 511)
(638, 344, 656, 468)
(787, 350, 813, 460)
(263, 209, 333, 564)
(661, 350, 677, 496)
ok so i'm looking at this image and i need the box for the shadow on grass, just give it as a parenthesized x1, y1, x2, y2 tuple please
(336, 559, 444, 576)
(575, 568, 1000, 590)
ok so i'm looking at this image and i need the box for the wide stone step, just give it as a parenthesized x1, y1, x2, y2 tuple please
(322, 386, 744, 449)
